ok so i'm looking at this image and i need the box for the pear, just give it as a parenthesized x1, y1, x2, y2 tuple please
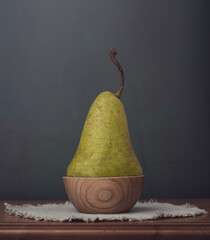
(67, 48, 143, 177)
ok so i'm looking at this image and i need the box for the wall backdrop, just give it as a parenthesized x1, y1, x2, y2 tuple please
(0, 0, 209, 200)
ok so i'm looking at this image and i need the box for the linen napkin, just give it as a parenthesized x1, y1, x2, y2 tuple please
(4, 200, 207, 222)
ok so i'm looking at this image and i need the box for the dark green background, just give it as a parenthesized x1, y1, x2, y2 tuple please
(0, 0, 209, 200)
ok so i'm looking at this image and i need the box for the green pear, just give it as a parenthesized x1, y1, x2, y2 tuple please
(67, 48, 143, 177)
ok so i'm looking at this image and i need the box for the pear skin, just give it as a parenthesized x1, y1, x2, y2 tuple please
(67, 91, 143, 177)
(67, 48, 143, 177)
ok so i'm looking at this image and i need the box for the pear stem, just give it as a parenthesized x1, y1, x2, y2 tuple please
(109, 48, 124, 99)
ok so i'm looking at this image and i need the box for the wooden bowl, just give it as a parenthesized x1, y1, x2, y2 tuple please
(63, 176, 144, 214)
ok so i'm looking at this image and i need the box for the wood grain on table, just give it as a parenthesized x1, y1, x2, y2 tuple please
(0, 199, 209, 240)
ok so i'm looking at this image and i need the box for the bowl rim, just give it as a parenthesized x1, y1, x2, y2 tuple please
(63, 175, 144, 180)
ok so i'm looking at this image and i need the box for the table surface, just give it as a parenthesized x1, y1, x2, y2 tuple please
(0, 199, 209, 240)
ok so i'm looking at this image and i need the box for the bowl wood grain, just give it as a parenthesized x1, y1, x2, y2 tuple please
(63, 176, 144, 214)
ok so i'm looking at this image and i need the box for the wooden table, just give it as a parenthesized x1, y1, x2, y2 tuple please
(0, 199, 209, 240)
